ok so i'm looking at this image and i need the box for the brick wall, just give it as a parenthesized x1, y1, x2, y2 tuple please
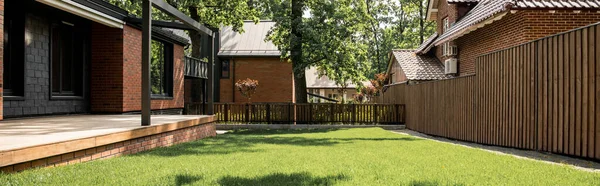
(0, 0, 4, 120)
(122, 26, 185, 112)
(434, 0, 459, 66)
(4, 14, 89, 118)
(219, 57, 294, 103)
(0, 122, 216, 173)
(522, 10, 600, 41)
(90, 24, 185, 113)
(91, 23, 124, 112)
(437, 10, 600, 76)
(454, 12, 527, 75)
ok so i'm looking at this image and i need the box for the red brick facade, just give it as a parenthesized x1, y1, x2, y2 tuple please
(220, 57, 294, 103)
(0, 122, 216, 173)
(433, 0, 600, 75)
(91, 24, 185, 113)
(91, 23, 125, 112)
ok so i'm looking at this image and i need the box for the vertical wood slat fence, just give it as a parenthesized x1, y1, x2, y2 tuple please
(213, 103, 405, 125)
(378, 23, 600, 160)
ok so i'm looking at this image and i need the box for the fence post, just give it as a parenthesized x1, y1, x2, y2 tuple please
(330, 104, 335, 123)
(394, 105, 398, 124)
(245, 103, 250, 123)
(266, 103, 271, 124)
(373, 105, 378, 124)
(289, 103, 293, 124)
(308, 104, 313, 124)
(352, 104, 356, 123)
(224, 104, 229, 122)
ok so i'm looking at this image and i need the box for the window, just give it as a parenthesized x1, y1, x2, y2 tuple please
(51, 21, 84, 97)
(221, 60, 230, 78)
(151, 39, 173, 97)
(3, 0, 25, 97)
(442, 17, 449, 33)
(443, 42, 450, 56)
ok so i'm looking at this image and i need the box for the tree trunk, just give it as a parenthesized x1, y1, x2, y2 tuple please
(188, 6, 202, 58)
(419, 0, 425, 44)
(291, 0, 307, 103)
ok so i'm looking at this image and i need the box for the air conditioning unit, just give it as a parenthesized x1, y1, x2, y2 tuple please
(445, 58, 457, 74)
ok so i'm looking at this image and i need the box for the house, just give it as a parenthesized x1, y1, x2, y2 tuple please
(0, 0, 213, 120)
(386, 49, 450, 85)
(305, 67, 367, 103)
(0, 0, 219, 173)
(419, 0, 600, 76)
(216, 21, 295, 103)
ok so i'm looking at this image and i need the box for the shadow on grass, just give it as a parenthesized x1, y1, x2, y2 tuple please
(409, 180, 465, 186)
(175, 174, 203, 186)
(136, 129, 421, 157)
(218, 172, 350, 186)
(226, 128, 347, 135)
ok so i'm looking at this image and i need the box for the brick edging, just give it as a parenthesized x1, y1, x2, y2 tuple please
(0, 123, 216, 173)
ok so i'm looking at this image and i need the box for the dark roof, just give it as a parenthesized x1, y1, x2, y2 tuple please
(415, 32, 438, 55)
(435, 0, 600, 45)
(391, 50, 450, 81)
(448, 0, 480, 3)
(151, 27, 190, 46)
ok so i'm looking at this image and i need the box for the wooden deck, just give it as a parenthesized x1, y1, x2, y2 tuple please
(0, 115, 215, 168)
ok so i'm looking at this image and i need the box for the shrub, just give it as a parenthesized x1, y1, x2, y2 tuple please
(235, 78, 259, 103)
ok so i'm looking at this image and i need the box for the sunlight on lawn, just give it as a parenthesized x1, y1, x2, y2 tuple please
(1, 128, 599, 185)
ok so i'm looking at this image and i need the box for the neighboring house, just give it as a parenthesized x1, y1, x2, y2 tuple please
(217, 21, 295, 103)
(0, 0, 204, 119)
(386, 49, 450, 85)
(419, 0, 600, 76)
(305, 67, 367, 103)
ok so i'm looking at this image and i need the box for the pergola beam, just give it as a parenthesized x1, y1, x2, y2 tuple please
(126, 17, 194, 30)
(141, 0, 215, 126)
(150, 0, 213, 36)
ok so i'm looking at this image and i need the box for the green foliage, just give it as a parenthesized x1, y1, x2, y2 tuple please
(265, 0, 434, 90)
(104, 0, 259, 32)
(151, 40, 166, 95)
(2, 128, 599, 185)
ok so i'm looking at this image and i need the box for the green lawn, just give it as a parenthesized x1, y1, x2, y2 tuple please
(1, 128, 599, 185)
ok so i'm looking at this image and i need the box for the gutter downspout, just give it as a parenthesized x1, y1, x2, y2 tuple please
(232, 59, 235, 102)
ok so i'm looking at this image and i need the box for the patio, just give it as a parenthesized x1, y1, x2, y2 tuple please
(0, 115, 215, 170)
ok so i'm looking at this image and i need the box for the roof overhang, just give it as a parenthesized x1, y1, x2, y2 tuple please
(36, 0, 125, 29)
(435, 11, 509, 45)
(218, 51, 281, 58)
(385, 51, 396, 76)
(426, 0, 439, 21)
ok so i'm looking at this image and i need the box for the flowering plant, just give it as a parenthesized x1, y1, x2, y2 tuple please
(235, 78, 259, 102)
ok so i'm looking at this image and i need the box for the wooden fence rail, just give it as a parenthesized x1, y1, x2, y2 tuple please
(377, 23, 600, 160)
(212, 103, 405, 125)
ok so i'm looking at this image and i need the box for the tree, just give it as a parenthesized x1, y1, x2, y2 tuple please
(266, 0, 433, 103)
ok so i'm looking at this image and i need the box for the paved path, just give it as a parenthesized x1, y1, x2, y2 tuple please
(391, 129, 600, 172)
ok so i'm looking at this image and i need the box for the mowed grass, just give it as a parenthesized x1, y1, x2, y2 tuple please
(1, 128, 599, 185)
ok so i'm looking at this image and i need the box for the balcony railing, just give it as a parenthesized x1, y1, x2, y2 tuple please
(184, 56, 208, 79)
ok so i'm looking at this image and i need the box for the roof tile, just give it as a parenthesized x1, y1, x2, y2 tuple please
(391, 50, 451, 81)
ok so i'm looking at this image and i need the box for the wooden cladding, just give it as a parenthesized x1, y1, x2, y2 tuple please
(213, 103, 405, 125)
(379, 23, 600, 160)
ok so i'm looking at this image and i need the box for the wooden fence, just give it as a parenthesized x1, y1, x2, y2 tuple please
(378, 23, 600, 160)
(213, 103, 405, 124)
